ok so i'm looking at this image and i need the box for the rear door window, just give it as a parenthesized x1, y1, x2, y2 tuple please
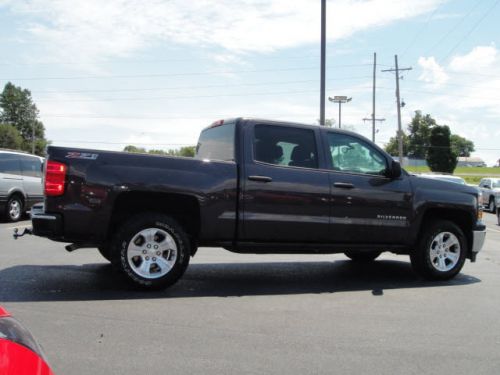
(20, 156, 42, 178)
(253, 125, 318, 169)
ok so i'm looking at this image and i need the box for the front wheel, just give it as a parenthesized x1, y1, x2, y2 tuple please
(111, 213, 191, 290)
(489, 197, 496, 213)
(344, 250, 381, 262)
(410, 220, 466, 280)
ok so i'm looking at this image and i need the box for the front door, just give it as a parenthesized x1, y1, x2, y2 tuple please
(324, 131, 412, 244)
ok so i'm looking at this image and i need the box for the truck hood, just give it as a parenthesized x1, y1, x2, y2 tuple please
(410, 175, 478, 196)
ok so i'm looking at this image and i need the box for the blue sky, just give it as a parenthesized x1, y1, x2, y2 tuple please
(0, 0, 499, 164)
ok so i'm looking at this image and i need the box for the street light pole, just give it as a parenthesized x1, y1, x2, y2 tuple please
(328, 96, 352, 129)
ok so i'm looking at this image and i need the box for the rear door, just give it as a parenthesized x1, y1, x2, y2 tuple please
(323, 130, 412, 244)
(241, 122, 331, 242)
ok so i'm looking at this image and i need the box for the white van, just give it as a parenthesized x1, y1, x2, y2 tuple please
(0, 149, 44, 222)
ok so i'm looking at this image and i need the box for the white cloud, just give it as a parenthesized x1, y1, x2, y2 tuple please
(449, 45, 497, 72)
(2, 0, 442, 66)
(417, 56, 448, 86)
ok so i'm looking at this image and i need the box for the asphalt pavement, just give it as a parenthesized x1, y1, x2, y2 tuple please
(1, 214, 499, 375)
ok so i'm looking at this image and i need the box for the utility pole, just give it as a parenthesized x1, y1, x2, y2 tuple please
(32, 123, 35, 154)
(328, 96, 352, 129)
(319, 0, 326, 126)
(363, 117, 385, 141)
(371, 52, 377, 142)
(382, 55, 411, 165)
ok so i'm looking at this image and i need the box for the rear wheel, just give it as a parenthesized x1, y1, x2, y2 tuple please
(410, 220, 466, 280)
(110, 213, 191, 290)
(497, 208, 499, 226)
(344, 250, 381, 262)
(5, 196, 23, 222)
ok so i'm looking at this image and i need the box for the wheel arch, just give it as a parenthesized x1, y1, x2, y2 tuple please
(107, 191, 201, 254)
(417, 208, 474, 259)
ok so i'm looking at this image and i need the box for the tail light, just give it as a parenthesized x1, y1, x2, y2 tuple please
(45, 161, 67, 196)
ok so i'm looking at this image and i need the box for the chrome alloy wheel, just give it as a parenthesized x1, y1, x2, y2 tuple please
(9, 199, 21, 221)
(429, 231, 461, 272)
(126, 228, 178, 279)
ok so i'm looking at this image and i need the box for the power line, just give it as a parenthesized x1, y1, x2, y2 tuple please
(0, 64, 373, 81)
(440, 0, 500, 62)
(424, 0, 483, 56)
(31, 76, 373, 95)
(400, 2, 444, 58)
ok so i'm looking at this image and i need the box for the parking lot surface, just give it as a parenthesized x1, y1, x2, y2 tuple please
(1, 214, 500, 375)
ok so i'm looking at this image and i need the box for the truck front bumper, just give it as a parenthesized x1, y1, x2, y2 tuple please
(470, 222, 486, 261)
(30, 203, 63, 239)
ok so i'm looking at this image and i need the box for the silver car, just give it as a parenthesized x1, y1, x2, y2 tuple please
(0, 150, 44, 222)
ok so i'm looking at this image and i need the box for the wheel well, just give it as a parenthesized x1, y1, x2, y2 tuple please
(419, 208, 474, 255)
(8, 192, 25, 206)
(108, 192, 201, 245)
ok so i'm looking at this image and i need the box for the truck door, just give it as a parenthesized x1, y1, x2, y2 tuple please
(241, 123, 331, 242)
(323, 131, 412, 244)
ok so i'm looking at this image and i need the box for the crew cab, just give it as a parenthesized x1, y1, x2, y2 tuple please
(26, 118, 486, 289)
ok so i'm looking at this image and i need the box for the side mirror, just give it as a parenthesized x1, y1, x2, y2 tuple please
(387, 160, 401, 179)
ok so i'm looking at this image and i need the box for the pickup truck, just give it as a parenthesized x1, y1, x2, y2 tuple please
(26, 118, 486, 289)
(478, 177, 500, 212)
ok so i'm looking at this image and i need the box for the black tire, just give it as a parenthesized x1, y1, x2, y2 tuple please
(489, 197, 496, 213)
(497, 208, 500, 226)
(110, 213, 191, 290)
(410, 220, 466, 280)
(344, 250, 381, 262)
(4, 196, 23, 222)
(98, 246, 112, 262)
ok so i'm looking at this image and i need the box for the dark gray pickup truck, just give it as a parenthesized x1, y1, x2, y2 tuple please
(25, 118, 486, 289)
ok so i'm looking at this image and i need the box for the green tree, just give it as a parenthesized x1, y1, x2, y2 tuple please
(0, 123, 23, 149)
(0, 82, 48, 155)
(426, 125, 457, 173)
(384, 132, 409, 156)
(450, 134, 475, 157)
(407, 111, 436, 158)
(123, 145, 146, 153)
(123, 145, 196, 157)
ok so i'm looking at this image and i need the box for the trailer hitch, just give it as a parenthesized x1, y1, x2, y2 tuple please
(13, 227, 33, 240)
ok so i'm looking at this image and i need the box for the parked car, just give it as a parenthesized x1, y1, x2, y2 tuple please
(0, 149, 44, 222)
(496, 197, 500, 225)
(25, 118, 485, 289)
(478, 177, 500, 212)
(0, 305, 54, 375)
(419, 173, 466, 185)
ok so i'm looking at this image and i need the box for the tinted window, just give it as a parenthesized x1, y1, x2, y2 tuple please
(327, 133, 387, 175)
(0, 154, 22, 175)
(254, 125, 318, 169)
(21, 156, 42, 178)
(195, 123, 235, 161)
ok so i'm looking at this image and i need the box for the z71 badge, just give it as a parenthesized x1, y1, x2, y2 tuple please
(66, 152, 99, 160)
